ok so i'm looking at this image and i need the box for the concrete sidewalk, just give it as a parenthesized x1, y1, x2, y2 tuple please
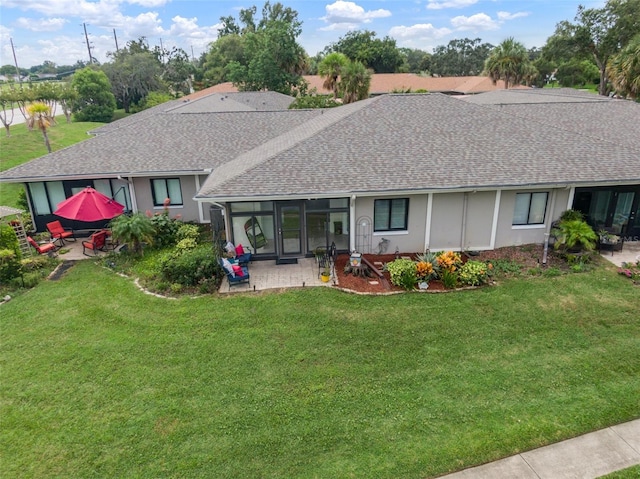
(439, 419, 640, 478)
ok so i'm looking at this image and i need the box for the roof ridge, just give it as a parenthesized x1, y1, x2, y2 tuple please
(197, 97, 380, 196)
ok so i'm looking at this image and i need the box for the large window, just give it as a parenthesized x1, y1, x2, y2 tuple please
(151, 178, 182, 206)
(28, 181, 66, 215)
(513, 192, 548, 225)
(374, 198, 409, 231)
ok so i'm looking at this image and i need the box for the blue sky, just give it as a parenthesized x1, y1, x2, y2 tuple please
(1, 0, 604, 69)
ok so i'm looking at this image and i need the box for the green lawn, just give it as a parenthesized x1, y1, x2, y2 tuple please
(0, 117, 105, 208)
(1, 261, 638, 478)
(599, 465, 640, 478)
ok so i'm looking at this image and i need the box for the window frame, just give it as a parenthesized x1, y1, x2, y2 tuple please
(512, 192, 549, 226)
(151, 178, 183, 207)
(374, 198, 409, 232)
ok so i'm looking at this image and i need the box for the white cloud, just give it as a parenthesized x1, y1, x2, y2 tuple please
(389, 23, 452, 41)
(127, 0, 168, 7)
(321, 1, 391, 30)
(426, 0, 478, 10)
(15, 17, 67, 32)
(451, 13, 499, 31)
(166, 16, 220, 50)
(497, 11, 531, 21)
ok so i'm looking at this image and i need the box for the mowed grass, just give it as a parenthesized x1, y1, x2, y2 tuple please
(0, 117, 104, 207)
(1, 261, 638, 478)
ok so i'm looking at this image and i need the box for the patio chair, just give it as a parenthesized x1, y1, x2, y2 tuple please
(46, 220, 76, 246)
(219, 258, 250, 288)
(82, 231, 107, 256)
(27, 236, 57, 256)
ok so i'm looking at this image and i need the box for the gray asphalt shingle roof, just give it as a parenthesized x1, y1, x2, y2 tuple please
(197, 93, 640, 199)
(1, 110, 320, 180)
(2, 90, 638, 201)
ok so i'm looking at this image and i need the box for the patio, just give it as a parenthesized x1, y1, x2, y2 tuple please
(53, 239, 336, 293)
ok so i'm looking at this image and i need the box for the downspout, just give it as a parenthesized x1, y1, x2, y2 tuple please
(423, 193, 433, 254)
(460, 192, 468, 252)
(542, 190, 557, 266)
(349, 195, 356, 252)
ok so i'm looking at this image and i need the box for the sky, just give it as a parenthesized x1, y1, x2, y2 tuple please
(0, 0, 605, 69)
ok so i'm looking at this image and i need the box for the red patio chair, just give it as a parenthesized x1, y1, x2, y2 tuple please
(46, 220, 76, 246)
(82, 231, 107, 256)
(27, 236, 57, 256)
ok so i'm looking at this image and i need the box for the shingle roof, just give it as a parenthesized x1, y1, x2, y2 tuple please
(1, 109, 320, 181)
(196, 93, 640, 200)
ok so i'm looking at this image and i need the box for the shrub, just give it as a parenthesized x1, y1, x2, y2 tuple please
(0, 249, 21, 283)
(150, 213, 181, 248)
(552, 219, 597, 253)
(176, 224, 200, 242)
(459, 260, 489, 286)
(559, 209, 585, 222)
(159, 245, 221, 287)
(385, 259, 417, 290)
(110, 213, 155, 254)
(176, 238, 198, 251)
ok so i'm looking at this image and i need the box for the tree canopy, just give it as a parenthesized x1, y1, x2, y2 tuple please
(213, 1, 308, 95)
(430, 38, 494, 77)
(71, 67, 116, 122)
(484, 38, 536, 89)
(324, 30, 404, 73)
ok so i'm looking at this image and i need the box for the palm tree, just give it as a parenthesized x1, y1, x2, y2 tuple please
(484, 38, 533, 89)
(26, 102, 53, 153)
(340, 61, 372, 104)
(317, 52, 348, 99)
(608, 34, 640, 99)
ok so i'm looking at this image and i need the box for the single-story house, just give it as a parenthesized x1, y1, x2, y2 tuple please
(1, 88, 638, 262)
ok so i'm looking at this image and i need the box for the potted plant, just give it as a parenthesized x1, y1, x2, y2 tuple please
(320, 264, 331, 282)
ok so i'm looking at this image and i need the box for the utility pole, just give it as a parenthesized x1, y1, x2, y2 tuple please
(113, 28, 119, 53)
(191, 45, 195, 62)
(83, 23, 94, 64)
(159, 37, 164, 63)
(10, 38, 22, 84)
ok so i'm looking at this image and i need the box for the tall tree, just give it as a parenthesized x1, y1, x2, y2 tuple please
(26, 102, 53, 153)
(325, 30, 404, 73)
(431, 38, 494, 76)
(317, 52, 348, 98)
(339, 61, 372, 104)
(545, 0, 640, 95)
(71, 67, 116, 122)
(0, 87, 19, 137)
(398, 48, 431, 74)
(223, 1, 308, 95)
(608, 33, 640, 98)
(484, 38, 535, 89)
(202, 34, 246, 85)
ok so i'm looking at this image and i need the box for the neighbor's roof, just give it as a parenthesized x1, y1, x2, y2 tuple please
(203, 74, 529, 95)
(195, 92, 640, 200)
(90, 91, 295, 135)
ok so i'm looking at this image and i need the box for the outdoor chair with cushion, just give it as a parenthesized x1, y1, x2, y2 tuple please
(46, 220, 76, 246)
(82, 231, 107, 256)
(219, 258, 250, 288)
(27, 236, 57, 256)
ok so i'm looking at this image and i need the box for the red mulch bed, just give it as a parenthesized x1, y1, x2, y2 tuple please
(333, 245, 565, 295)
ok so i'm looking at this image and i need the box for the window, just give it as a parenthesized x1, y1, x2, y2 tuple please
(513, 192, 548, 225)
(28, 181, 66, 215)
(151, 178, 182, 206)
(374, 198, 409, 231)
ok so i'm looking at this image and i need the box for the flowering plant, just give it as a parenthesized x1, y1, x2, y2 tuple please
(618, 261, 640, 283)
(436, 251, 462, 273)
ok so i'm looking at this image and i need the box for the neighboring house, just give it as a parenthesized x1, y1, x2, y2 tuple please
(1, 88, 638, 263)
(204, 74, 529, 96)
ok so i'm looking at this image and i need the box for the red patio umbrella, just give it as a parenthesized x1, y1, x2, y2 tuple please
(54, 186, 124, 222)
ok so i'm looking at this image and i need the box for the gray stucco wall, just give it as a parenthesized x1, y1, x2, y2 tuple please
(131, 175, 203, 223)
(356, 194, 428, 254)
